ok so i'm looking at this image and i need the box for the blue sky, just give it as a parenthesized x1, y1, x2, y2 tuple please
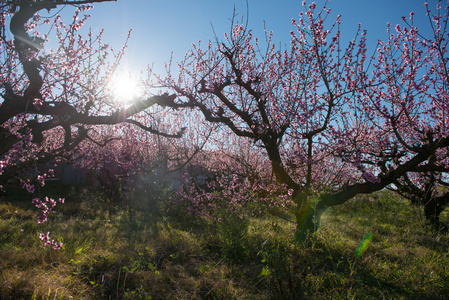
(57, 0, 433, 75)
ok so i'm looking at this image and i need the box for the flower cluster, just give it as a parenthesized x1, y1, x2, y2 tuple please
(39, 232, 63, 250)
(32, 196, 64, 224)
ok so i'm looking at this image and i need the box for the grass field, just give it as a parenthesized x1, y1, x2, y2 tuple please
(0, 185, 448, 299)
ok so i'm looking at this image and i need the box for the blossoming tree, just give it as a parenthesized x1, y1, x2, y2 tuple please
(0, 0, 183, 248)
(159, 1, 449, 240)
(371, 2, 449, 231)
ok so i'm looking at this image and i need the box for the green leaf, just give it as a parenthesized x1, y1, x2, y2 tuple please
(260, 266, 270, 277)
(148, 262, 155, 271)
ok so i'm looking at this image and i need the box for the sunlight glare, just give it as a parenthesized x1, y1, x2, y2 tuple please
(109, 71, 142, 103)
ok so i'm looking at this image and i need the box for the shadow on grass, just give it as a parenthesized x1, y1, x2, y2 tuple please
(1, 186, 448, 299)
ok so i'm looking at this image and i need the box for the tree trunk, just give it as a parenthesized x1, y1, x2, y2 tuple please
(424, 196, 449, 232)
(294, 180, 389, 242)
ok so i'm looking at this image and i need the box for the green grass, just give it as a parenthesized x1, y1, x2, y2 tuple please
(0, 187, 448, 299)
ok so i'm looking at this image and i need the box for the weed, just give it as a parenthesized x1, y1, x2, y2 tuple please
(216, 211, 250, 261)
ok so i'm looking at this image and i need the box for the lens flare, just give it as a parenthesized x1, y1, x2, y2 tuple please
(355, 233, 373, 257)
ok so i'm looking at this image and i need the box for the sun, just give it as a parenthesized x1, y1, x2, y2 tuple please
(109, 71, 142, 103)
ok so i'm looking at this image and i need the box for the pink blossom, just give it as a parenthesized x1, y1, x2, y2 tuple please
(37, 175, 45, 187)
(39, 232, 63, 250)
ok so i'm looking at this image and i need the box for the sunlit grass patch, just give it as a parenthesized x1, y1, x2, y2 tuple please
(0, 188, 448, 299)
(317, 192, 449, 299)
